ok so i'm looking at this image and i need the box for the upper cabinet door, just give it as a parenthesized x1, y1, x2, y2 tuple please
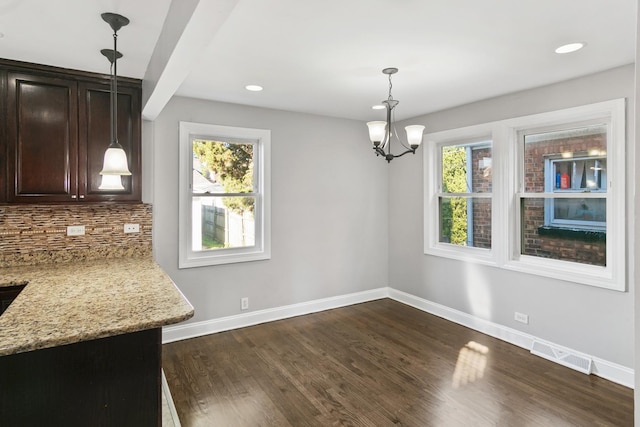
(78, 82, 141, 202)
(6, 73, 79, 202)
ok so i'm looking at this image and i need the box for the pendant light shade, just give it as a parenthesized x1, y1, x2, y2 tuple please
(405, 125, 426, 148)
(366, 121, 387, 147)
(99, 173, 125, 190)
(100, 146, 132, 176)
(99, 145, 129, 190)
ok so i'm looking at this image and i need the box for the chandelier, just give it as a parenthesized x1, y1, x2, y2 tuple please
(98, 12, 132, 190)
(366, 68, 424, 163)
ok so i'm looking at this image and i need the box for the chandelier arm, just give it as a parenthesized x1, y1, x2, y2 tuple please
(390, 109, 413, 151)
(390, 148, 417, 160)
(373, 146, 386, 157)
(385, 101, 392, 155)
(380, 124, 390, 150)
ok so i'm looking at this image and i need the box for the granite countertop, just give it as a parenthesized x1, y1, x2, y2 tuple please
(0, 257, 194, 356)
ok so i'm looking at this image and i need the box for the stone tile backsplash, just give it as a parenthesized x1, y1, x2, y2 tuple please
(0, 204, 152, 267)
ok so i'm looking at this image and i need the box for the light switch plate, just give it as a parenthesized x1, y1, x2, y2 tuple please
(514, 312, 529, 324)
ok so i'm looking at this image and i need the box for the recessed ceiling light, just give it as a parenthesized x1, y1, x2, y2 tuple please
(372, 104, 385, 110)
(245, 84, 263, 92)
(555, 42, 585, 54)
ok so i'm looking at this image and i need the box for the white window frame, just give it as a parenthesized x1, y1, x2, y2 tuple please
(179, 122, 271, 268)
(424, 99, 626, 291)
(424, 124, 497, 265)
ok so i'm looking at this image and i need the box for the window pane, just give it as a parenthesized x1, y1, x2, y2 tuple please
(551, 158, 606, 191)
(192, 139, 254, 194)
(552, 198, 606, 224)
(521, 198, 605, 266)
(523, 125, 607, 193)
(441, 142, 492, 193)
(439, 197, 491, 248)
(192, 196, 255, 251)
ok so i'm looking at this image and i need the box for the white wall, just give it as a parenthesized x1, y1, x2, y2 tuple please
(390, 64, 635, 367)
(150, 96, 389, 323)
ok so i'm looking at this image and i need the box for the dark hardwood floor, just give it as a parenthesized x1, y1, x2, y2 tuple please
(163, 299, 633, 426)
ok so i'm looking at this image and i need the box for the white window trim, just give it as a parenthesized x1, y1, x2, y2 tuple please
(424, 99, 626, 291)
(424, 123, 498, 266)
(179, 122, 271, 268)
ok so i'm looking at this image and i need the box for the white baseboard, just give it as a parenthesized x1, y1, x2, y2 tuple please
(387, 288, 634, 389)
(162, 287, 388, 344)
(162, 286, 633, 389)
(161, 370, 181, 427)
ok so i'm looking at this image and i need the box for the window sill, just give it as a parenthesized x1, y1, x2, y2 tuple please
(537, 226, 605, 242)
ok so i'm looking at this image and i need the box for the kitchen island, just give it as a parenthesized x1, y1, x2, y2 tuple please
(0, 256, 194, 426)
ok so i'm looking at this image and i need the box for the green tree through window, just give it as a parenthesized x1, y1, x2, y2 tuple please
(193, 139, 254, 214)
(441, 146, 468, 245)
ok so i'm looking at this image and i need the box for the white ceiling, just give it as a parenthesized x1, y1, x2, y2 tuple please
(0, 0, 171, 79)
(0, 0, 636, 121)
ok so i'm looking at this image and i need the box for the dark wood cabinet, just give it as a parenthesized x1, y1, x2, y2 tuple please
(1, 328, 161, 426)
(0, 69, 7, 203)
(0, 284, 25, 315)
(1, 59, 141, 203)
(7, 73, 79, 202)
(79, 82, 141, 202)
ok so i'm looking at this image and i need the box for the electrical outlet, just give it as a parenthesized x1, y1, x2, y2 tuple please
(67, 225, 85, 236)
(241, 297, 249, 311)
(514, 312, 529, 324)
(124, 224, 140, 233)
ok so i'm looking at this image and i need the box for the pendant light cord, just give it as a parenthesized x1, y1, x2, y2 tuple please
(109, 61, 114, 146)
(112, 31, 119, 148)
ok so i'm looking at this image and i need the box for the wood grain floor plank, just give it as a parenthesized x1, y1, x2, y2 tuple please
(163, 299, 633, 426)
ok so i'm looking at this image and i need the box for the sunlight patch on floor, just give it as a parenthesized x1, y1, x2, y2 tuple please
(452, 341, 489, 389)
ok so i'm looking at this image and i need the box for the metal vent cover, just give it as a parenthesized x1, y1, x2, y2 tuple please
(531, 340, 592, 374)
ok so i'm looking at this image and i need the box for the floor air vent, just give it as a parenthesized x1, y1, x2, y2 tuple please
(530, 340, 592, 374)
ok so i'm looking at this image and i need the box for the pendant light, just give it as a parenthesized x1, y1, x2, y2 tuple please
(98, 12, 131, 190)
(366, 68, 425, 163)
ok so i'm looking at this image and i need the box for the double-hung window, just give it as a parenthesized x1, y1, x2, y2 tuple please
(179, 122, 271, 268)
(425, 99, 626, 290)
(425, 124, 495, 263)
(518, 124, 608, 266)
(439, 140, 492, 249)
